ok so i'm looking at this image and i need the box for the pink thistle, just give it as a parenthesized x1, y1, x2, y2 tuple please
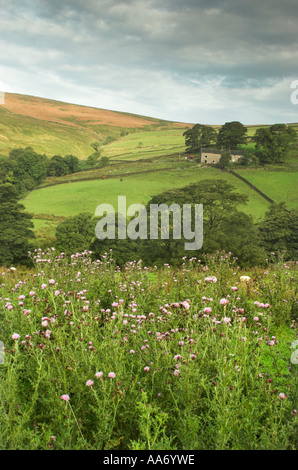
(60, 394, 70, 401)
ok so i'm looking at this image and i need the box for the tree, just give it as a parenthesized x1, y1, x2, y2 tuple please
(258, 203, 298, 259)
(0, 182, 34, 266)
(141, 179, 252, 266)
(63, 155, 80, 173)
(9, 147, 49, 191)
(55, 213, 96, 254)
(217, 121, 247, 149)
(183, 124, 217, 153)
(90, 213, 142, 266)
(218, 211, 266, 266)
(47, 155, 69, 177)
(99, 156, 110, 167)
(103, 135, 117, 145)
(0, 159, 15, 185)
(86, 151, 102, 167)
(238, 148, 259, 166)
(254, 124, 297, 163)
(219, 151, 232, 168)
(90, 141, 101, 152)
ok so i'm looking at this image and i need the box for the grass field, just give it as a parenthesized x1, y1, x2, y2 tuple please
(24, 165, 271, 240)
(235, 169, 298, 209)
(1, 93, 297, 244)
(102, 129, 187, 161)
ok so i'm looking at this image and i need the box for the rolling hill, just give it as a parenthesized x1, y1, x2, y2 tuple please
(0, 93, 191, 158)
(1, 92, 297, 248)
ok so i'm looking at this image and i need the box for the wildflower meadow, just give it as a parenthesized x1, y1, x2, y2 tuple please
(0, 250, 297, 450)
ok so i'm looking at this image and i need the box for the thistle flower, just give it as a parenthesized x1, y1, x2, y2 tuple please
(60, 394, 70, 401)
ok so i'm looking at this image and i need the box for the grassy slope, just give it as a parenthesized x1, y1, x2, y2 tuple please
(103, 129, 187, 161)
(234, 169, 298, 209)
(1, 93, 297, 241)
(0, 93, 190, 158)
(24, 166, 270, 223)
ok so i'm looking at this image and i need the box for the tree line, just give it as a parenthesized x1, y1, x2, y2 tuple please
(53, 179, 297, 268)
(0, 147, 110, 194)
(0, 173, 296, 268)
(183, 122, 297, 165)
(0, 136, 297, 267)
(0, 146, 108, 266)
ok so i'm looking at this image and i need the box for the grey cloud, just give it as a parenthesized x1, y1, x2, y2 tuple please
(0, 0, 298, 123)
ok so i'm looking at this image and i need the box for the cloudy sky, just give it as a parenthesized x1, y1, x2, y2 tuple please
(0, 0, 298, 124)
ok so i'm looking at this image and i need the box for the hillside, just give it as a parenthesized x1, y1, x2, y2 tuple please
(1, 92, 297, 249)
(0, 93, 191, 158)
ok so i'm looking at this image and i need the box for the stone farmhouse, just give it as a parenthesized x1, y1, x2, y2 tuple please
(200, 148, 244, 164)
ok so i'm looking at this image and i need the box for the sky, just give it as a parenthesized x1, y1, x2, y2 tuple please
(0, 0, 298, 125)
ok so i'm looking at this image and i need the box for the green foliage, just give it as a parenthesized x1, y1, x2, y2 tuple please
(183, 124, 217, 153)
(217, 121, 247, 150)
(258, 203, 298, 260)
(237, 148, 260, 167)
(219, 150, 232, 168)
(0, 252, 296, 449)
(63, 155, 80, 173)
(98, 156, 110, 167)
(143, 179, 264, 267)
(86, 151, 102, 167)
(47, 155, 69, 177)
(216, 211, 266, 266)
(0, 183, 34, 266)
(103, 135, 117, 145)
(4, 147, 49, 192)
(0, 148, 81, 191)
(254, 124, 297, 163)
(55, 213, 96, 254)
(90, 141, 101, 151)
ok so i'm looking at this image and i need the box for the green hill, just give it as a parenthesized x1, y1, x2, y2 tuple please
(0, 93, 191, 158)
(1, 93, 297, 249)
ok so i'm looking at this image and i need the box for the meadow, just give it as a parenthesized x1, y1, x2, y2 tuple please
(235, 169, 298, 210)
(1, 93, 298, 451)
(102, 129, 187, 161)
(24, 164, 272, 241)
(0, 250, 297, 450)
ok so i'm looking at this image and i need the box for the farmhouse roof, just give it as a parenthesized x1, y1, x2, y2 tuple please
(201, 148, 244, 155)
